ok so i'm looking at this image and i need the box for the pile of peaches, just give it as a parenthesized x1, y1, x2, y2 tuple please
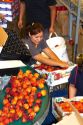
(35, 64, 67, 72)
(0, 70, 47, 125)
(57, 101, 83, 113)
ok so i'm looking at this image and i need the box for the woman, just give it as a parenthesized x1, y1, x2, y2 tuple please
(26, 23, 68, 68)
(68, 54, 83, 98)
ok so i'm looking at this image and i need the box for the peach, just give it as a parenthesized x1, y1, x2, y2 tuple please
(22, 116, 27, 123)
(0, 122, 4, 125)
(35, 99, 42, 105)
(10, 109, 15, 114)
(3, 118, 10, 125)
(23, 103, 29, 110)
(25, 70, 31, 75)
(22, 77, 31, 86)
(37, 92, 42, 98)
(33, 73, 39, 78)
(0, 110, 2, 116)
(25, 86, 32, 93)
(38, 83, 44, 89)
(11, 99, 17, 105)
(33, 105, 40, 113)
(3, 99, 9, 105)
(28, 108, 33, 114)
(5, 87, 11, 93)
(16, 110, 23, 118)
(31, 87, 37, 92)
(30, 76, 37, 83)
(41, 90, 47, 96)
(27, 73, 33, 79)
(28, 102, 33, 107)
(17, 70, 23, 78)
(29, 111, 36, 120)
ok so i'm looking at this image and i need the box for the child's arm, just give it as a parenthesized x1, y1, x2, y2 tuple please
(69, 84, 77, 98)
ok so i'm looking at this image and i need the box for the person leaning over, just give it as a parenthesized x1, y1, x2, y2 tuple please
(18, 0, 57, 39)
(24, 22, 69, 68)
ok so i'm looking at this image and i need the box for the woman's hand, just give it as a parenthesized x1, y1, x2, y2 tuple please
(59, 61, 69, 68)
(49, 27, 55, 34)
(18, 19, 23, 29)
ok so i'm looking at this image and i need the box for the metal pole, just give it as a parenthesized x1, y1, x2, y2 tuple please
(74, 0, 81, 62)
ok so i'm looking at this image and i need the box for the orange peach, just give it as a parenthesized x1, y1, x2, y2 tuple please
(29, 111, 36, 119)
(26, 86, 32, 93)
(33, 105, 40, 113)
(31, 87, 37, 92)
(28, 108, 33, 114)
(0, 110, 2, 116)
(38, 83, 44, 89)
(30, 76, 37, 83)
(34, 73, 39, 78)
(25, 70, 31, 75)
(17, 70, 23, 78)
(3, 99, 9, 105)
(35, 99, 42, 105)
(23, 103, 29, 110)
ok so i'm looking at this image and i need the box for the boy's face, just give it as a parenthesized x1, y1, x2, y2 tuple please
(76, 54, 83, 66)
(30, 31, 43, 46)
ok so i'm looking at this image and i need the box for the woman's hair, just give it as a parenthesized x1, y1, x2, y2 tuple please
(27, 23, 44, 36)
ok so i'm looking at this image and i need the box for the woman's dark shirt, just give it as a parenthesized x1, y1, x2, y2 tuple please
(20, 0, 56, 29)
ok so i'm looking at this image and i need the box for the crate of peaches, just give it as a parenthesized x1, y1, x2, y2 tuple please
(33, 63, 68, 79)
(0, 66, 49, 125)
(52, 97, 83, 118)
(33, 63, 76, 81)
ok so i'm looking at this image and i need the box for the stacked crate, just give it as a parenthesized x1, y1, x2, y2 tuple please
(0, 0, 19, 28)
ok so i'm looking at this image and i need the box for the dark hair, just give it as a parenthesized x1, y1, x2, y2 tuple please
(27, 23, 44, 36)
(76, 54, 83, 72)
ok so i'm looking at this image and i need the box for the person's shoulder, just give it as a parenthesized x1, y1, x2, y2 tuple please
(71, 66, 77, 74)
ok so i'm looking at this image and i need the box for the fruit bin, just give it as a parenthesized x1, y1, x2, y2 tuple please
(0, 65, 50, 125)
(52, 97, 83, 119)
(32, 63, 76, 87)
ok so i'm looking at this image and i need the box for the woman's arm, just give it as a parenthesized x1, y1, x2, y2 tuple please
(43, 47, 61, 61)
(49, 5, 56, 33)
(33, 52, 68, 68)
(18, 1, 26, 29)
(69, 84, 77, 98)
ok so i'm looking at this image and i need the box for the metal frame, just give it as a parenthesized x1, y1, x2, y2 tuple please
(58, 0, 83, 62)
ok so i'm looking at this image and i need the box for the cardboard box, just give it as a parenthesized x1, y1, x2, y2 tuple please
(0, 26, 8, 46)
(33, 63, 76, 86)
(0, 1, 19, 21)
(52, 112, 83, 125)
(52, 97, 83, 117)
(52, 97, 83, 125)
